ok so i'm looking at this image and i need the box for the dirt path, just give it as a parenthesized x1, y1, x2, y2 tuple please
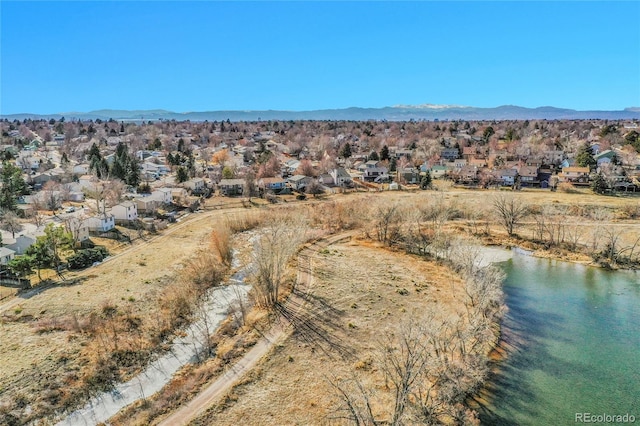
(156, 231, 354, 426)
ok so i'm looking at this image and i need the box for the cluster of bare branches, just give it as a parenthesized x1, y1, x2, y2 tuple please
(326, 197, 507, 424)
(330, 310, 492, 425)
(491, 193, 528, 237)
(249, 214, 308, 308)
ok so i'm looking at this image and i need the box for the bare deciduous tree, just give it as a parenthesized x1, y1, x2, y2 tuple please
(328, 373, 378, 426)
(492, 193, 527, 236)
(379, 323, 430, 425)
(250, 215, 308, 308)
(374, 204, 403, 246)
(0, 211, 23, 238)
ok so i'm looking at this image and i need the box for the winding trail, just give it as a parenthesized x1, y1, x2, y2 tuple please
(156, 231, 354, 426)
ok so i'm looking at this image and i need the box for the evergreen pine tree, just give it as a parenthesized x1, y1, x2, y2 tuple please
(380, 145, 390, 161)
(576, 142, 596, 168)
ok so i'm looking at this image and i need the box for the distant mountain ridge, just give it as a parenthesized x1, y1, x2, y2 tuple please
(3, 105, 639, 122)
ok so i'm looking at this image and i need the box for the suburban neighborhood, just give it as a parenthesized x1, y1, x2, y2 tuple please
(0, 117, 639, 287)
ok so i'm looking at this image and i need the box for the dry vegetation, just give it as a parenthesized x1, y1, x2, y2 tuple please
(0, 185, 638, 425)
(189, 237, 494, 425)
(0, 210, 245, 425)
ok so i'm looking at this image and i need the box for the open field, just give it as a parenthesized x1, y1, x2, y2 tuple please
(0, 185, 638, 424)
(0, 206, 251, 422)
(190, 238, 467, 425)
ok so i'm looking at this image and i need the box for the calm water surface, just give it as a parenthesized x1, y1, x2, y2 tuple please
(480, 255, 640, 425)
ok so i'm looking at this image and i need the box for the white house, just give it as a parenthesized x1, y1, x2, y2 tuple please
(65, 218, 90, 244)
(85, 214, 116, 233)
(151, 188, 173, 204)
(111, 201, 138, 223)
(184, 178, 205, 193)
(0, 247, 16, 265)
(329, 168, 353, 187)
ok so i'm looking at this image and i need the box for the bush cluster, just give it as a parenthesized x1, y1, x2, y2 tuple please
(67, 247, 109, 270)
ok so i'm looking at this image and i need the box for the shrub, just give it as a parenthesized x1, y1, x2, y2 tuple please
(557, 182, 578, 193)
(67, 246, 109, 270)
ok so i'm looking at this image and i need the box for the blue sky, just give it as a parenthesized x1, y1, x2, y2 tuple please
(1, 1, 639, 114)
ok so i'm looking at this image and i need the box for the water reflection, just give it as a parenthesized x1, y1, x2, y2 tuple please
(478, 256, 640, 425)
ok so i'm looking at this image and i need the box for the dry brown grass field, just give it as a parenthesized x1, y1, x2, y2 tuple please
(0, 206, 253, 422)
(190, 238, 466, 425)
(0, 185, 638, 424)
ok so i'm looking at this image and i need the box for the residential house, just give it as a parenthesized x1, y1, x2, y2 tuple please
(136, 197, 161, 214)
(469, 157, 488, 168)
(595, 150, 616, 167)
(32, 172, 59, 186)
(329, 168, 353, 187)
(65, 218, 90, 245)
(78, 175, 99, 191)
(258, 177, 287, 192)
(5, 235, 36, 255)
(429, 165, 448, 179)
(183, 178, 206, 194)
(558, 166, 591, 185)
(393, 148, 413, 160)
(287, 175, 312, 191)
(462, 146, 478, 160)
(17, 153, 40, 171)
(282, 159, 301, 177)
(318, 173, 334, 186)
(538, 168, 553, 188)
(451, 159, 467, 170)
(398, 167, 420, 184)
(73, 163, 90, 175)
(111, 201, 138, 223)
(497, 169, 518, 186)
(440, 148, 459, 161)
(524, 157, 544, 168)
(136, 150, 163, 161)
(0, 247, 16, 266)
(362, 161, 389, 182)
(518, 165, 540, 186)
(85, 214, 116, 233)
(33, 190, 62, 210)
(543, 150, 565, 165)
(218, 179, 245, 196)
(560, 159, 573, 169)
(151, 188, 173, 204)
(171, 187, 189, 202)
(453, 165, 479, 184)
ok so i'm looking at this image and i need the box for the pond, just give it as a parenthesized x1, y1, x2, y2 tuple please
(479, 254, 640, 425)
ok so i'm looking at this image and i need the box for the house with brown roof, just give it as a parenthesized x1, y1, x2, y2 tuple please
(558, 166, 591, 185)
(258, 177, 286, 192)
(518, 165, 540, 186)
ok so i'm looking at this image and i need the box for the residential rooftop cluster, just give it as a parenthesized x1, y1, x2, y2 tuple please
(0, 117, 639, 274)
